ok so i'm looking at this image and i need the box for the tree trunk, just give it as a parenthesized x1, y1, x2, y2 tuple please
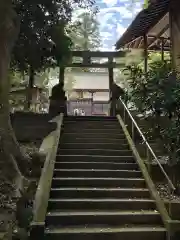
(0, 1, 30, 181)
(26, 66, 35, 110)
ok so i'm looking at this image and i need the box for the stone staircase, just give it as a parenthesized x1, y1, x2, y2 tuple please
(44, 116, 166, 240)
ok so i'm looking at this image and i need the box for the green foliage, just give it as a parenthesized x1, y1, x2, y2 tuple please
(9, 70, 25, 86)
(51, 24, 73, 66)
(70, 12, 101, 51)
(11, 0, 97, 73)
(9, 0, 98, 109)
(143, 0, 149, 9)
(126, 60, 176, 117)
(8, 69, 50, 112)
(12, 3, 64, 72)
(117, 51, 170, 92)
(68, 11, 101, 72)
(124, 59, 180, 164)
(115, 49, 143, 88)
(160, 119, 180, 165)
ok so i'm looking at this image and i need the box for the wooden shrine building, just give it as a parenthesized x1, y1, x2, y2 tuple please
(59, 50, 126, 115)
(115, 0, 180, 73)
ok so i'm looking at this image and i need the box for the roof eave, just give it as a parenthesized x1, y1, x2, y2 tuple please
(115, 0, 169, 50)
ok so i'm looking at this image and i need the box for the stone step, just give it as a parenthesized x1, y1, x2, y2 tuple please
(63, 123, 120, 129)
(50, 187, 150, 199)
(44, 226, 166, 240)
(62, 128, 123, 134)
(64, 116, 118, 124)
(55, 155, 135, 163)
(59, 137, 128, 144)
(58, 149, 133, 156)
(59, 143, 129, 150)
(46, 210, 162, 226)
(48, 198, 156, 211)
(53, 169, 142, 178)
(54, 162, 139, 170)
(51, 177, 146, 188)
(63, 116, 117, 121)
(62, 132, 126, 139)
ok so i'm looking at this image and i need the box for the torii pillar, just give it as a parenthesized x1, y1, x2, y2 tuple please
(59, 67, 65, 83)
(108, 56, 114, 116)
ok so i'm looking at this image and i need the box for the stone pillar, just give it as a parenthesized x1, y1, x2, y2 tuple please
(108, 57, 114, 116)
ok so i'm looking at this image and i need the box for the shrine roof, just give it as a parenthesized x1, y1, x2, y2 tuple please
(115, 0, 170, 50)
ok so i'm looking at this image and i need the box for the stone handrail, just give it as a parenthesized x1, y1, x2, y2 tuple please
(30, 113, 63, 239)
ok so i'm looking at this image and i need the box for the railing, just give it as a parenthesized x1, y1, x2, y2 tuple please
(30, 113, 63, 240)
(116, 97, 177, 228)
(118, 97, 175, 191)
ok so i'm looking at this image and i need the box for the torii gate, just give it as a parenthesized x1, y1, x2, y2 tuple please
(59, 50, 126, 115)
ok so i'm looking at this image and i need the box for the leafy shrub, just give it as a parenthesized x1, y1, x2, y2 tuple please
(124, 60, 180, 165)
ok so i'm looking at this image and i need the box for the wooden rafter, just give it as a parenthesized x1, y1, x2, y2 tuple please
(129, 41, 134, 48)
(147, 23, 169, 48)
(138, 37, 144, 48)
(134, 37, 142, 48)
(124, 38, 139, 49)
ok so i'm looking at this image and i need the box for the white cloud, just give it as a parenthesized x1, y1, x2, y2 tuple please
(100, 31, 113, 38)
(135, 2, 143, 8)
(98, 6, 133, 19)
(102, 0, 118, 7)
(97, 12, 114, 24)
(102, 0, 132, 5)
(116, 24, 126, 37)
(99, 46, 114, 51)
(123, 1, 143, 16)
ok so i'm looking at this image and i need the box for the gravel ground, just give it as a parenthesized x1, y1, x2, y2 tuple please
(156, 182, 180, 201)
(0, 142, 40, 238)
(152, 155, 169, 165)
(150, 155, 180, 201)
(20, 142, 40, 156)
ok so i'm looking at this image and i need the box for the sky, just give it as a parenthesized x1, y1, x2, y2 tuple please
(96, 0, 144, 50)
(73, 0, 144, 51)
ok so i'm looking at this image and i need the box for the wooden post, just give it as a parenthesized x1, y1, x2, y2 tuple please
(169, 0, 180, 72)
(143, 34, 148, 75)
(169, 4, 176, 72)
(161, 38, 164, 61)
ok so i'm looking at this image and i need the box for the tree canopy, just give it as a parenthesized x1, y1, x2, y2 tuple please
(70, 11, 101, 51)
(12, 0, 97, 74)
(0, 0, 99, 180)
